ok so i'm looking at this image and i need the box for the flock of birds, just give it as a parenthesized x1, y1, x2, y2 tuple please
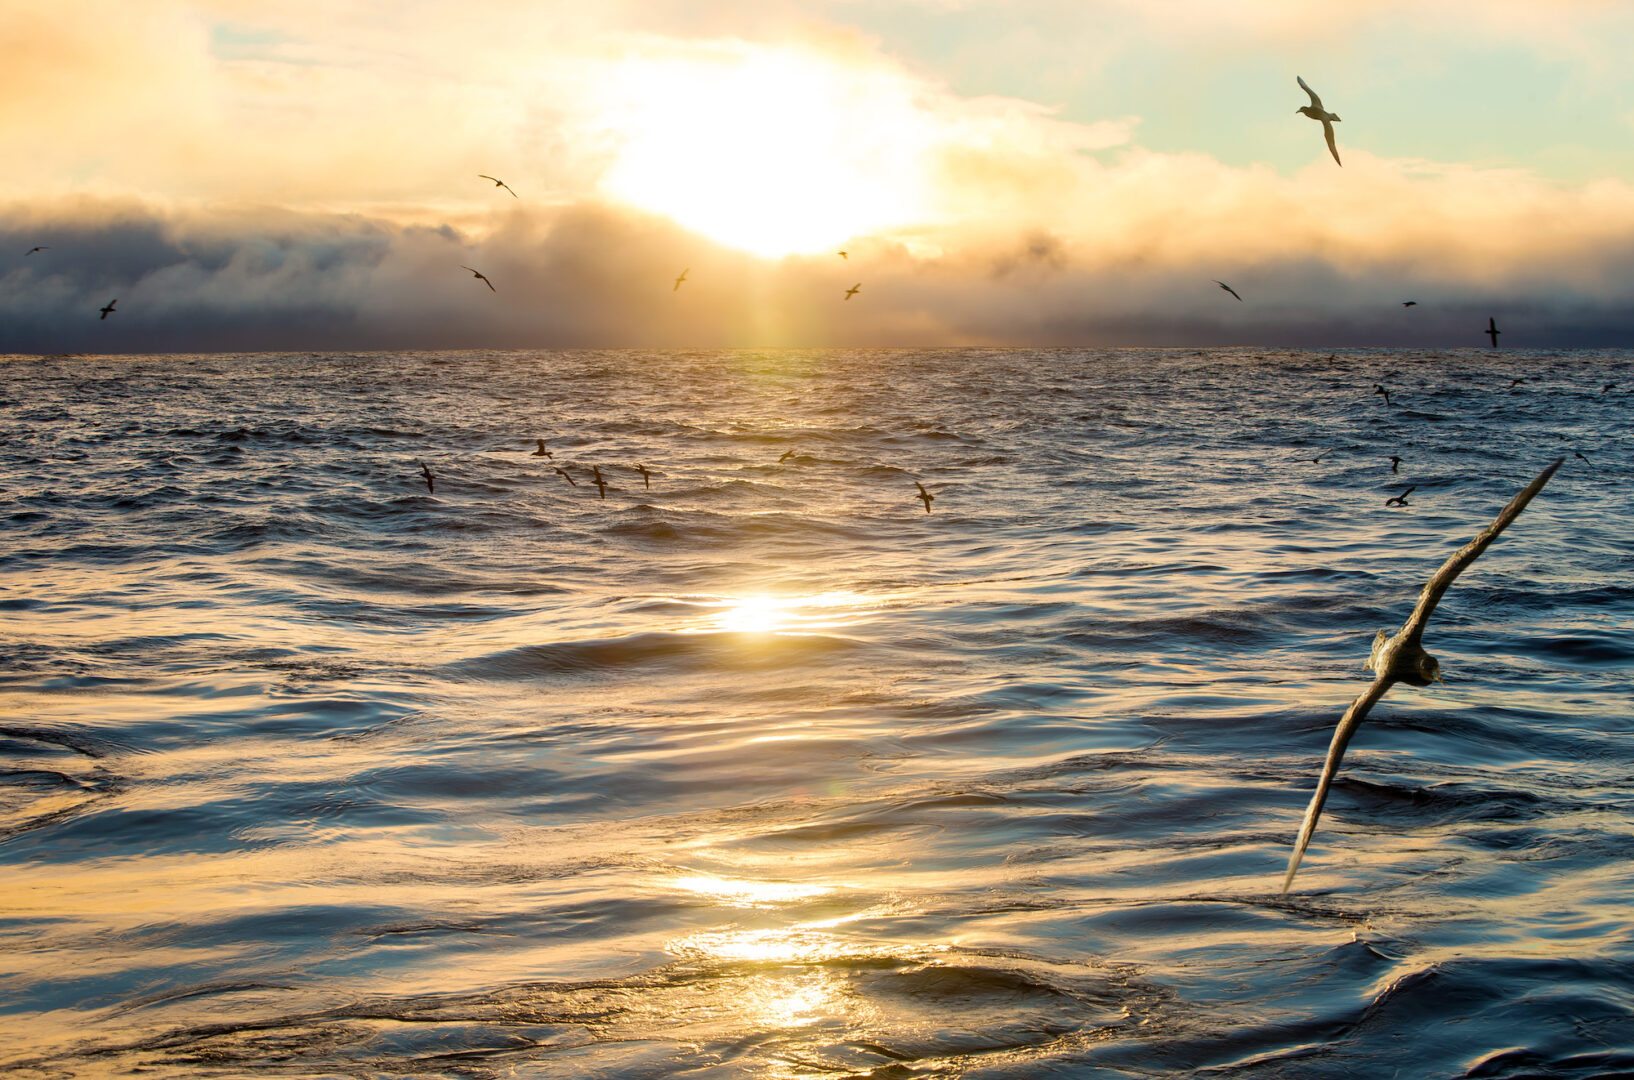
(17, 75, 1615, 896)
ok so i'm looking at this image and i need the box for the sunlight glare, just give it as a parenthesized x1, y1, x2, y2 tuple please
(592, 45, 934, 257)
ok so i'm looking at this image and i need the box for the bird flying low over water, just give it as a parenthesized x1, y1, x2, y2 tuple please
(460, 266, 496, 292)
(914, 482, 934, 513)
(1296, 75, 1343, 166)
(1309, 448, 1332, 464)
(1384, 486, 1414, 507)
(419, 462, 435, 494)
(634, 464, 651, 489)
(553, 467, 577, 487)
(1215, 280, 1243, 302)
(1389, 456, 1403, 473)
(778, 449, 797, 463)
(591, 465, 608, 499)
(674, 268, 689, 291)
(532, 439, 552, 458)
(1602, 383, 1617, 393)
(478, 175, 518, 197)
(99, 299, 117, 320)
(845, 283, 861, 300)
(1281, 457, 1563, 894)
(1373, 384, 1392, 407)
(24, 246, 47, 256)
(1487, 318, 1502, 348)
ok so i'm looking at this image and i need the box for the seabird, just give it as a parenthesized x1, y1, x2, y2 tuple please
(634, 464, 650, 489)
(1575, 450, 1592, 467)
(914, 481, 934, 513)
(1507, 377, 1525, 389)
(1389, 455, 1403, 473)
(531, 439, 552, 458)
(1373, 384, 1392, 407)
(1486, 317, 1501, 348)
(1402, 301, 1418, 307)
(460, 266, 496, 292)
(1215, 280, 1243, 302)
(478, 175, 518, 198)
(778, 449, 796, 463)
(1384, 486, 1414, 507)
(674, 268, 689, 291)
(1296, 75, 1343, 166)
(24, 246, 47, 256)
(1601, 383, 1617, 393)
(838, 251, 848, 259)
(98, 299, 117, 320)
(419, 462, 435, 494)
(553, 466, 577, 487)
(1310, 448, 1332, 464)
(591, 465, 607, 499)
(1281, 457, 1564, 894)
(844, 283, 861, 300)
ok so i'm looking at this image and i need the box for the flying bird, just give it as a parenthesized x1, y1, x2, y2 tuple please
(591, 465, 608, 499)
(1373, 384, 1392, 407)
(1486, 317, 1502, 348)
(478, 175, 518, 197)
(531, 439, 552, 458)
(1281, 457, 1563, 894)
(1574, 450, 1593, 467)
(419, 462, 435, 494)
(460, 266, 496, 292)
(1215, 280, 1243, 302)
(1309, 448, 1332, 464)
(914, 481, 934, 513)
(838, 251, 848, 259)
(1384, 486, 1415, 507)
(1295, 75, 1343, 166)
(778, 449, 797, 463)
(634, 464, 651, 489)
(844, 283, 861, 300)
(1402, 301, 1418, 307)
(1507, 377, 1526, 389)
(674, 268, 689, 291)
(1601, 383, 1617, 393)
(98, 299, 117, 320)
(1389, 455, 1403, 473)
(24, 246, 47, 256)
(553, 467, 577, 487)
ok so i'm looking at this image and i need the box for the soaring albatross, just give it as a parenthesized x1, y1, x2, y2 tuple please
(1296, 76, 1343, 166)
(1280, 457, 1564, 894)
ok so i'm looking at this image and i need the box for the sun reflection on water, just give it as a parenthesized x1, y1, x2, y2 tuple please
(704, 590, 876, 634)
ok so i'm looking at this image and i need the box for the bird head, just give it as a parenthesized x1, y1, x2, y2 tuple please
(1404, 651, 1441, 687)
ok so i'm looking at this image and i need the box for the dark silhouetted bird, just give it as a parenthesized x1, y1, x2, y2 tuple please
(461, 266, 495, 292)
(1486, 317, 1502, 348)
(1389, 456, 1402, 473)
(844, 283, 861, 300)
(914, 482, 934, 513)
(478, 174, 517, 197)
(838, 251, 848, 259)
(99, 299, 117, 320)
(24, 246, 47, 256)
(674, 268, 688, 291)
(1402, 300, 1417, 307)
(1373, 384, 1392, 407)
(1507, 377, 1526, 389)
(1296, 75, 1343, 166)
(532, 439, 552, 458)
(591, 465, 607, 499)
(1215, 280, 1243, 302)
(778, 449, 796, 463)
(634, 464, 650, 489)
(553, 467, 577, 487)
(1310, 448, 1332, 464)
(419, 462, 435, 494)
(1282, 458, 1562, 894)
(1385, 486, 1414, 507)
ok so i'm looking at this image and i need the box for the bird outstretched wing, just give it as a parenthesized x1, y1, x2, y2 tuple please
(1297, 75, 1323, 111)
(1281, 672, 1397, 894)
(1322, 121, 1342, 166)
(1398, 457, 1562, 646)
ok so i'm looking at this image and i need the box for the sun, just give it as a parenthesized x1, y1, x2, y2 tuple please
(589, 44, 934, 258)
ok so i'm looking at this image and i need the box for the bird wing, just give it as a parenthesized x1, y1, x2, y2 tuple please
(1398, 458, 1562, 647)
(479, 175, 499, 184)
(1322, 121, 1342, 166)
(1216, 281, 1242, 301)
(482, 276, 495, 292)
(1282, 671, 1397, 893)
(1297, 75, 1323, 111)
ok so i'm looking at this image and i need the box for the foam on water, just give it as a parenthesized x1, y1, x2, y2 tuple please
(1, 348, 1631, 1077)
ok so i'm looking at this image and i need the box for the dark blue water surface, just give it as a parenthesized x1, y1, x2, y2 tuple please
(1, 348, 1631, 1078)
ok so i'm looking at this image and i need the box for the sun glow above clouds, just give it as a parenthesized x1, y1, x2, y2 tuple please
(587, 43, 941, 257)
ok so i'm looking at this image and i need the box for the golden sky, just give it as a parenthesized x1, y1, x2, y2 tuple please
(6, 0, 1634, 349)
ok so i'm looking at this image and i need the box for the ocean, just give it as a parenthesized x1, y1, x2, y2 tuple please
(1, 347, 1631, 1078)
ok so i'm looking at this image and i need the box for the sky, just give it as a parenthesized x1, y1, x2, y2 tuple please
(5, 0, 1634, 351)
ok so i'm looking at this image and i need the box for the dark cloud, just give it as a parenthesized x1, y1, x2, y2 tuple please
(4, 196, 1634, 353)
